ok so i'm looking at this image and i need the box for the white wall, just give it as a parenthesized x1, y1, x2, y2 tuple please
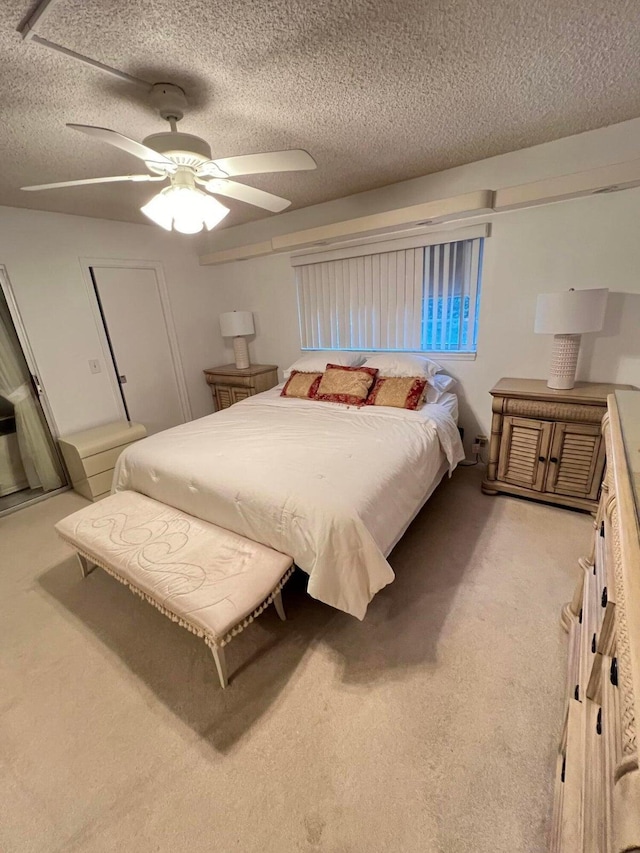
(207, 123, 640, 451)
(0, 206, 223, 436)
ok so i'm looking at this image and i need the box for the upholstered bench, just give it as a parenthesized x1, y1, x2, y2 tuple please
(55, 491, 294, 688)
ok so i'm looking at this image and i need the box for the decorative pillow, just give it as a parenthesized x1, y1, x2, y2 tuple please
(283, 351, 365, 379)
(425, 373, 456, 403)
(361, 353, 442, 379)
(365, 376, 427, 410)
(280, 370, 323, 399)
(315, 364, 378, 406)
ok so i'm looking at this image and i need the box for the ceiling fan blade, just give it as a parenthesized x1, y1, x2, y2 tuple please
(21, 174, 166, 192)
(67, 124, 175, 168)
(201, 179, 291, 212)
(207, 149, 317, 177)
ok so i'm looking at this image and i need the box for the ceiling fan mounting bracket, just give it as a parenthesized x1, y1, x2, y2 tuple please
(149, 83, 188, 122)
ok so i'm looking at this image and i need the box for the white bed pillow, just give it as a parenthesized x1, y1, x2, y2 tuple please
(283, 351, 365, 379)
(361, 353, 442, 379)
(425, 373, 456, 403)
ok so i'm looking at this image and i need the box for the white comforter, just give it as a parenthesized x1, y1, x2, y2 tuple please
(113, 390, 464, 619)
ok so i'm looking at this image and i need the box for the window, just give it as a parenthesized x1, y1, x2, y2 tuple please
(292, 225, 486, 354)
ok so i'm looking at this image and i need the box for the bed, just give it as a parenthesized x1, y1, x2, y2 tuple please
(112, 386, 464, 619)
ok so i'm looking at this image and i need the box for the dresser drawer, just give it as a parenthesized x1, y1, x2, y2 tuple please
(581, 567, 600, 701)
(584, 697, 607, 853)
(73, 469, 115, 501)
(596, 518, 616, 657)
(80, 443, 134, 478)
(601, 653, 623, 852)
(559, 698, 586, 850)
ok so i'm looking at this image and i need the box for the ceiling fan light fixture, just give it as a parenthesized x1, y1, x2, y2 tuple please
(140, 190, 173, 230)
(141, 186, 229, 234)
(202, 193, 230, 231)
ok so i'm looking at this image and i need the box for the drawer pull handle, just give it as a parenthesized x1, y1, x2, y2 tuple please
(561, 756, 566, 783)
(601, 587, 608, 608)
(574, 684, 580, 701)
(592, 633, 597, 654)
(610, 657, 618, 687)
(579, 608, 583, 624)
(550, 456, 558, 464)
(538, 456, 546, 463)
(596, 708, 602, 735)
(600, 521, 605, 538)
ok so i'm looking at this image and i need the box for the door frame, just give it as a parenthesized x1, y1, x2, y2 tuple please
(0, 265, 69, 506)
(79, 258, 192, 425)
(0, 265, 64, 441)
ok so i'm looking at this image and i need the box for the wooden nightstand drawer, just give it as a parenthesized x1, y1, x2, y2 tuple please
(204, 363, 278, 411)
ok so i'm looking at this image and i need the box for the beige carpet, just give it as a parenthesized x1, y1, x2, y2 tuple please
(0, 467, 590, 853)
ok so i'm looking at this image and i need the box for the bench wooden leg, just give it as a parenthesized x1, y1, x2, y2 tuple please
(78, 554, 96, 578)
(211, 646, 228, 689)
(273, 590, 286, 621)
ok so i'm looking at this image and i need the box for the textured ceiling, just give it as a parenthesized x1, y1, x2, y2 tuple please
(1, 0, 640, 230)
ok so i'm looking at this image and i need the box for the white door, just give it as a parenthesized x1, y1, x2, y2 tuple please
(90, 266, 186, 435)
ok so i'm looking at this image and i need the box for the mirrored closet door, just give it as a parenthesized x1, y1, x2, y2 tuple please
(0, 269, 66, 515)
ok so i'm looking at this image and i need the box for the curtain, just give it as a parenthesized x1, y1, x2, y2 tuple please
(0, 296, 63, 492)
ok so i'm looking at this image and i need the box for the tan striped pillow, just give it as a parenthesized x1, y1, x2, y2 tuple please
(365, 376, 427, 410)
(280, 370, 323, 399)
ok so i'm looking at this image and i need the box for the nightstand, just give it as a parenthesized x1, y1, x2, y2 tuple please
(203, 363, 279, 410)
(481, 378, 635, 512)
(58, 421, 147, 502)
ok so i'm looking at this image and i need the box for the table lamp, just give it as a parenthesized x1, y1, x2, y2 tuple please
(534, 288, 608, 390)
(219, 311, 255, 369)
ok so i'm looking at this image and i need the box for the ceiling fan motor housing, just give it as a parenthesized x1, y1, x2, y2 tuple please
(143, 132, 213, 169)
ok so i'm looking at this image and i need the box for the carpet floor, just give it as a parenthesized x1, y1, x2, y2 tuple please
(0, 467, 590, 853)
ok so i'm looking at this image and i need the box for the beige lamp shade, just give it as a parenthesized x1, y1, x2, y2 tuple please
(219, 311, 255, 337)
(534, 288, 608, 335)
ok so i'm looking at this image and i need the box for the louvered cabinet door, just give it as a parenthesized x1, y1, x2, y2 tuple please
(215, 385, 234, 410)
(545, 423, 605, 501)
(230, 387, 252, 404)
(497, 416, 553, 490)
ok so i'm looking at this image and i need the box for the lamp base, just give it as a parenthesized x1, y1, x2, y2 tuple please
(547, 334, 581, 390)
(233, 336, 250, 370)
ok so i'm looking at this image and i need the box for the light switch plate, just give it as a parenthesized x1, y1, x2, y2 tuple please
(88, 359, 101, 374)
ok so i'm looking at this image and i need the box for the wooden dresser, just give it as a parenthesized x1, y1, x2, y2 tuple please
(203, 363, 278, 411)
(482, 378, 634, 512)
(551, 390, 640, 851)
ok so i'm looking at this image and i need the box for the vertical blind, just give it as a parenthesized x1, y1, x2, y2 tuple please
(295, 248, 424, 350)
(292, 227, 485, 352)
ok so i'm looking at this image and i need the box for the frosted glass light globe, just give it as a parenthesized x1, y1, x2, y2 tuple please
(141, 185, 229, 234)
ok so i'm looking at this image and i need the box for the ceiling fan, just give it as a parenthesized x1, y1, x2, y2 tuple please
(21, 84, 317, 234)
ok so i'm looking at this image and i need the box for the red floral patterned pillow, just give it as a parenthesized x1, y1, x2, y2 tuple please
(280, 370, 323, 399)
(365, 376, 427, 410)
(315, 363, 378, 406)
